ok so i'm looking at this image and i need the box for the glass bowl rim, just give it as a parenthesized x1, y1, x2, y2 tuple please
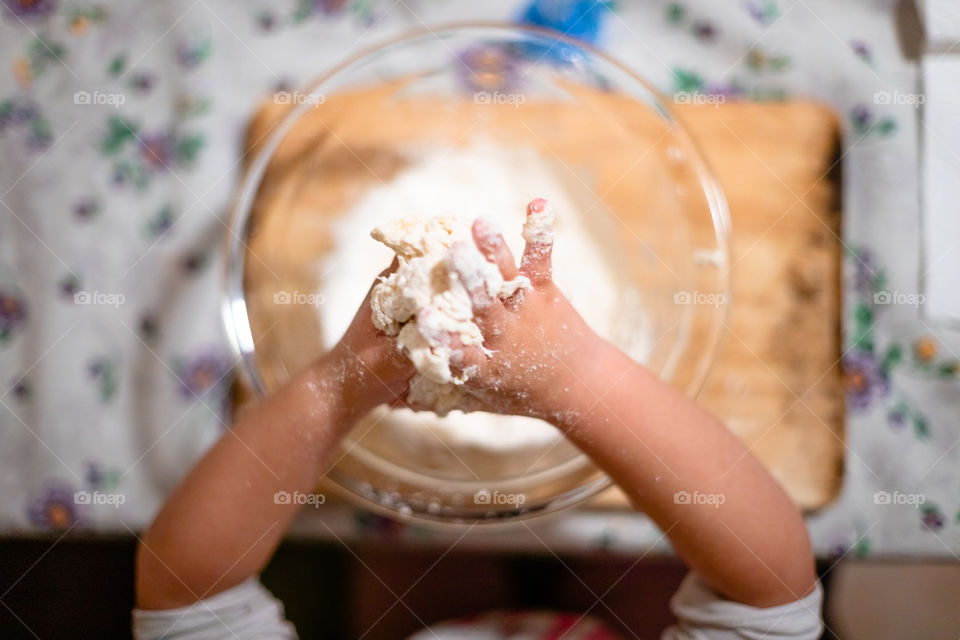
(221, 21, 732, 527)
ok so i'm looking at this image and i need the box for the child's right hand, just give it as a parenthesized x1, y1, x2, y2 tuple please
(444, 202, 608, 424)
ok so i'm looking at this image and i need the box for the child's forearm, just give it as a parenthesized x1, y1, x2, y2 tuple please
(136, 355, 360, 610)
(550, 341, 816, 607)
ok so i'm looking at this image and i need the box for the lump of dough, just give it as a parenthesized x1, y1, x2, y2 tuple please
(370, 216, 529, 415)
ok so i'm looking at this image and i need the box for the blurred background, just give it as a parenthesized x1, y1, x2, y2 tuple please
(1, 0, 959, 638)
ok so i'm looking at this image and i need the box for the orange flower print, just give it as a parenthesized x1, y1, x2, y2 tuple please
(914, 336, 937, 363)
(12, 56, 31, 88)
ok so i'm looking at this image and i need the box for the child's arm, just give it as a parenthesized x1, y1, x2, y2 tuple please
(138, 210, 817, 614)
(136, 264, 412, 610)
(448, 216, 817, 608)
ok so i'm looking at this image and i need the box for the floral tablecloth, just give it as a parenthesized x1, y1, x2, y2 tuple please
(1, 0, 958, 559)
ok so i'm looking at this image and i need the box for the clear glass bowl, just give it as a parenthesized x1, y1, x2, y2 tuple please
(223, 23, 730, 526)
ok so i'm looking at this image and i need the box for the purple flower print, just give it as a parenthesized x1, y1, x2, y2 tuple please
(457, 44, 522, 94)
(176, 38, 212, 69)
(130, 72, 157, 94)
(0, 98, 35, 130)
(181, 250, 209, 274)
(138, 314, 159, 342)
(256, 10, 277, 32)
(85, 461, 121, 490)
(692, 20, 717, 42)
(294, 0, 349, 20)
(146, 204, 175, 237)
(850, 40, 872, 64)
(27, 482, 79, 531)
(848, 247, 880, 295)
(318, 0, 349, 13)
(744, 0, 779, 25)
(0, 288, 27, 340)
(850, 104, 871, 130)
(88, 356, 118, 401)
(10, 376, 30, 400)
(850, 103, 896, 137)
(886, 406, 906, 429)
(0, 96, 51, 149)
(843, 350, 890, 411)
(58, 274, 80, 298)
(101, 118, 205, 188)
(177, 352, 231, 398)
(921, 505, 944, 531)
(86, 462, 103, 488)
(826, 540, 849, 559)
(73, 197, 99, 220)
(2, 0, 56, 20)
(138, 133, 174, 170)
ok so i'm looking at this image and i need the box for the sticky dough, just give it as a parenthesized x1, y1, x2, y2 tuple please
(370, 216, 529, 414)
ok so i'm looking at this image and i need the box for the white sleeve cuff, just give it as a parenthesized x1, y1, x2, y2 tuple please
(662, 572, 824, 640)
(133, 578, 298, 640)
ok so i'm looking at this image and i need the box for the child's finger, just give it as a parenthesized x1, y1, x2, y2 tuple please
(447, 242, 496, 310)
(446, 241, 509, 333)
(447, 242, 513, 337)
(519, 198, 554, 284)
(471, 217, 520, 280)
(377, 256, 400, 279)
(388, 395, 411, 409)
(447, 340, 487, 381)
(365, 256, 400, 299)
(454, 391, 486, 413)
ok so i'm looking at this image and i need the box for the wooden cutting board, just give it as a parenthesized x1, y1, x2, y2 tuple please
(239, 93, 844, 511)
(591, 102, 844, 510)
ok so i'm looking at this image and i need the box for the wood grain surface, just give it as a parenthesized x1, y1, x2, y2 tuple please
(592, 101, 844, 510)
(238, 91, 844, 511)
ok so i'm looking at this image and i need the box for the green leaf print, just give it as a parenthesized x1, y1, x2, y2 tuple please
(175, 134, 205, 167)
(851, 302, 874, 351)
(880, 343, 902, 374)
(854, 537, 870, 557)
(666, 3, 686, 23)
(100, 117, 138, 155)
(874, 118, 897, 136)
(107, 54, 126, 77)
(938, 361, 959, 378)
(26, 36, 67, 78)
(672, 68, 704, 94)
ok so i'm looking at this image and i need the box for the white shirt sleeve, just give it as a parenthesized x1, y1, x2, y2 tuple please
(132, 579, 298, 640)
(661, 573, 824, 640)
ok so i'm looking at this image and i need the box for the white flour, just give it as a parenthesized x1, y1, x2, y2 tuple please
(317, 144, 647, 451)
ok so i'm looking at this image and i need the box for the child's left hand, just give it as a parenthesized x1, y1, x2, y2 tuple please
(322, 258, 414, 418)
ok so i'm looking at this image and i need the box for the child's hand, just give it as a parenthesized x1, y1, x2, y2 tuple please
(444, 200, 604, 422)
(322, 259, 414, 418)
